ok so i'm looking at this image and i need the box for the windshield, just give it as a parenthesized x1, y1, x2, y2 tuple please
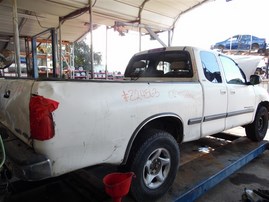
(124, 50, 193, 79)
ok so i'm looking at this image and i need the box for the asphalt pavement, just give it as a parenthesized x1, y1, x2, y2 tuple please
(195, 127, 269, 202)
(1, 127, 268, 202)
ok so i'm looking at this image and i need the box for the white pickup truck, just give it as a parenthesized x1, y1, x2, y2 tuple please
(0, 46, 268, 201)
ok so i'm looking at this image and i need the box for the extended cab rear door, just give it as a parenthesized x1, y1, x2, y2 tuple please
(219, 55, 255, 128)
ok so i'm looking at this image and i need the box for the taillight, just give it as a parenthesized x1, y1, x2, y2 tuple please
(29, 95, 59, 141)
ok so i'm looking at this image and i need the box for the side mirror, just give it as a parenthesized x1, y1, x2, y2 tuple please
(249, 74, 261, 85)
(0, 136, 5, 168)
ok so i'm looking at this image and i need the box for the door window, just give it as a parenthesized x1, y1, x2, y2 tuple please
(219, 56, 245, 84)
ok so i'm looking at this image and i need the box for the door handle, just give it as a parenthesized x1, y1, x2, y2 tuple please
(230, 89, 236, 94)
(220, 89, 227, 94)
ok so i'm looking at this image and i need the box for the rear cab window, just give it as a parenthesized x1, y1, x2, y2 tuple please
(124, 50, 193, 79)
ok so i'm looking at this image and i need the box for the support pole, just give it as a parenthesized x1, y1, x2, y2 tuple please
(115, 21, 168, 48)
(105, 26, 108, 79)
(71, 42, 74, 79)
(12, 0, 21, 77)
(71, 42, 74, 67)
(59, 22, 62, 78)
(45, 40, 49, 77)
(25, 37, 31, 77)
(31, 37, 38, 78)
(265, 57, 269, 79)
(89, 0, 94, 79)
(168, 30, 171, 47)
(139, 27, 142, 52)
(144, 26, 167, 47)
(51, 29, 57, 77)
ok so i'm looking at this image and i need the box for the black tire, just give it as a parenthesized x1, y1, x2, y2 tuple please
(245, 106, 268, 141)
(128, 129, 179, 201)
(251, 43, 259, 51)
(217, 45, 224, 52)
(258, 48, 265, 54)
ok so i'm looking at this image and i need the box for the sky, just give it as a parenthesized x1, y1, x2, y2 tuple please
(173, 0, 269, 48)
(87, 0, 269, 73)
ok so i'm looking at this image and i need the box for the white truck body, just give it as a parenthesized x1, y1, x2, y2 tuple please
(0, 46, 268, 200)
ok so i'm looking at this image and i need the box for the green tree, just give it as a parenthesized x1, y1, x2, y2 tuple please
(74, 40, 102, 71)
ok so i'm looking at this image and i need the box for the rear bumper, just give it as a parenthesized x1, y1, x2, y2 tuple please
(0, 125, 52, 181)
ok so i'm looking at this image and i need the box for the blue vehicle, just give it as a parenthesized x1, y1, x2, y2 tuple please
(212, 35, 266, 52)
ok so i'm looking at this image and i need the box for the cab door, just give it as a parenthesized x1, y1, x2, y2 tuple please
(199, 51, 228, 137)
(219, 55, 256, 129)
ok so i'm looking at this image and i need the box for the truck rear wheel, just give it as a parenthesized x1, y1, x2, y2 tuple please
(128, 129, 179, 201)
(245, 106, 268, 141)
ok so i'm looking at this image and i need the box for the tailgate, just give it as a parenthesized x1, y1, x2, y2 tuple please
(0, 78, 35, 145)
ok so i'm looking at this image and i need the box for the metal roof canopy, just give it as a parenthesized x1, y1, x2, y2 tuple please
(0, 0, 209, 77)
(0, 0, 209, 43)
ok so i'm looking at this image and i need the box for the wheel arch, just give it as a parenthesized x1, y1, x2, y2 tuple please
(122, 113, 183, 164)
(251, 101, 269, 122)
(258, 101, 269, 112)
(242, 101, 269, 127)
(245, 101, 269, 141)
(251, 43, 259, 50)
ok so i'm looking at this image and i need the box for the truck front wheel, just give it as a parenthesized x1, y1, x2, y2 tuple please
(245, 106, 268, 141)
(128, 129, 179, 201)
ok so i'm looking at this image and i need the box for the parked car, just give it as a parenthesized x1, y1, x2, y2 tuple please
(212, 34, 266, 52)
